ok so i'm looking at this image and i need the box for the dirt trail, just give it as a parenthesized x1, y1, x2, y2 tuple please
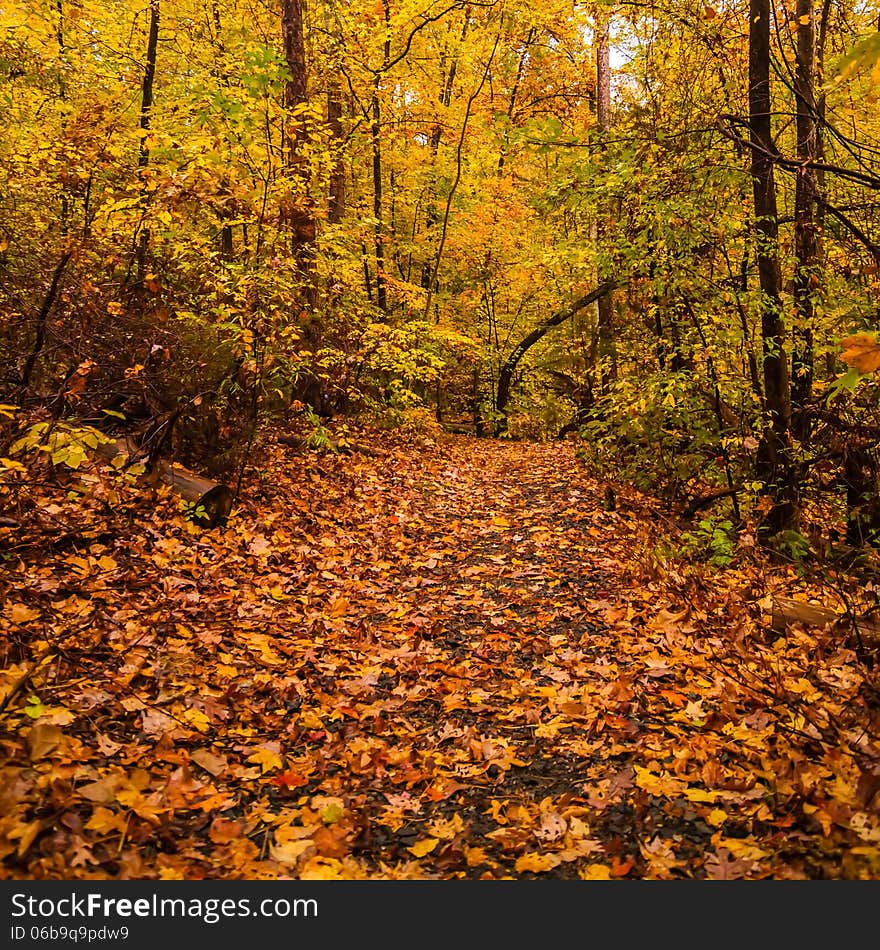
(2, 433, 879, 879)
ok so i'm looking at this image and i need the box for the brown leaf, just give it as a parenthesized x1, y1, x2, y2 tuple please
(78, 777, 119, 804)
(26, 724, 64, 761)
(191, 748, 228, 777)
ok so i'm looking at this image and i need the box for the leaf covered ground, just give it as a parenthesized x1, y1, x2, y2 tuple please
(2, 429, 880, 880)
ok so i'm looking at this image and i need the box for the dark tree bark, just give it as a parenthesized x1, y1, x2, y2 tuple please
(749, 0, 798, 534)
(494, 281, 617, 435)
(497, 26, 534, 175)
(791, 0, 821, 444)
(421, 12, 469, 293)
(368, 0, 392, 313)
(327, 80, 345, 225)
(282, 0, 324, 411)
(281, 0, 316, 296)
(19, 250, 73, 389)
(134, 0, 159, 285)
(370, 82, 387, 312)
(594, 12, 616, 390)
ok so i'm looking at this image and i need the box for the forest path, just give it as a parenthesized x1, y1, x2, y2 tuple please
(3, 432, 878, 880)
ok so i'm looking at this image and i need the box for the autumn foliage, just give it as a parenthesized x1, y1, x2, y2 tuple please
(3, 0, 880, 880)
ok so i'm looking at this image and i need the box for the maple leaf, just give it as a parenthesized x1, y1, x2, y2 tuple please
(247, 748, 283, 773)
(85, 807, 127, 835)
(426, 813, 466, 840)
(272, 770, 311, 790)
(704, 848, 753, 880)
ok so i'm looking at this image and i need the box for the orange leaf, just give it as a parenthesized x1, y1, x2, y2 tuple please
(326, 597, 351, 618)
(840, 333, 880, 373)
(271, 769, 311, 789)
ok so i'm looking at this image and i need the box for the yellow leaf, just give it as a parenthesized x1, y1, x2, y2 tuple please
(515, 852, 561, 873)
(426, 813, 465, 840)
(182, 708, 211, 732)
(684, 787, 720, 803)
(707, 808, 728, 828)
(86, 807, 127, 834)
(579, 862, 613, 880)
(247, 748, 283, 773)
(299, 856, 346, 879)
(634, 766, 687, 797)
(464, 845, 490, 867)
(717, 837, 768, 861)
(10, 820, 42, 857)
(408, 837, 439, 857)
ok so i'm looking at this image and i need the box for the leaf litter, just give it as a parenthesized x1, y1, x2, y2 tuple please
(2, 429, 880, 880)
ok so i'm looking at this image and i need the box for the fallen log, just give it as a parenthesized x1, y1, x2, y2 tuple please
(96, 438, 233, 528)
(770, 595, 880, 647)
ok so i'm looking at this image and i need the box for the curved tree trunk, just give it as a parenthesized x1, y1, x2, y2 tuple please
(494, 281, 617, 435)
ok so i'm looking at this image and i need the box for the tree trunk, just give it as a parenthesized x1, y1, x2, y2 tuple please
(421, 13, 469, 293)
(282, 0, 322, 410)
(791, 0, 821, 445)
(371, 84, 388, 312)
(594, 11, 616, 391)
(369, 0, 392, 313)
(327, 80, 345, 225)
(282, 0, 316, 287)
(749, 0, 798, 534)
(134, 0, 160, 285)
